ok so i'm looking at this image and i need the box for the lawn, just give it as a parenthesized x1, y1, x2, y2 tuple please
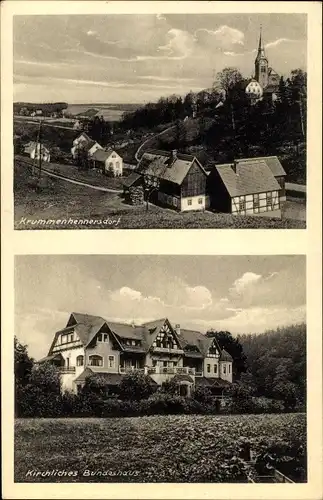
(14, 413, 306, 483)
(14, 160, 306, 229)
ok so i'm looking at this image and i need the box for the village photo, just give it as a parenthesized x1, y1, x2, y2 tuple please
(13, 14, 307, 230)
(15, 254, 307, 483)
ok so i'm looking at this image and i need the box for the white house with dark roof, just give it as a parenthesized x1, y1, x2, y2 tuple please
(91, 148, 123, 177)
(207, 156, 283, 218)
(37, 313, 233, 397)
(71, 133, 103, 160)
(24, 142, 50, 163)
(124, 149, 209, 211)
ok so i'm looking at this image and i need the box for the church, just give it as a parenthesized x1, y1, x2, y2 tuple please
(245, 27, 280, 104)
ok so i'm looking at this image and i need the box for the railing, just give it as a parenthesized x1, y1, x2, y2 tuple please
(151, 346, 184, 354)
(59, 367, 76, 373)
(147, 366, 196, 375)
(119, 366, 144, 374)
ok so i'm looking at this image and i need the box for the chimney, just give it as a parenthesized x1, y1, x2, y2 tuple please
(175, 324, 181, 336)
(232, 161, 238, 175)
(171, 149, 177, 161)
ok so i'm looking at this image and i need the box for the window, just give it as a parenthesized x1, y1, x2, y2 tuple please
(228, 364, 231, 374)
(69, 334, 74, 342)
(163, 361, 168, 367)
(207, 364, 211, 373)
(253, 194, 259, 210)
(173, 197, 178, 207)
(61, 334, 68, 344)
(89, 355, 103, 367)
(156, 340, 161, 348)
(213, 364, 217, 374)
(76, 355, 84, 367)
(198, 198, 203, 204)
(116, 161, 120, 169)
(112, 154, 116, 158)
(223, 365, 227, 374)
(239, 197, 245, 211)
(131, 340, 136, 346)
(187, 199, 192, 206)
(108, 355, 115, 368)
(103, 334, 108, 343)
(97, 333, 103, 342)
(267, 192, 273, 205)
(261, 66, 266, 73)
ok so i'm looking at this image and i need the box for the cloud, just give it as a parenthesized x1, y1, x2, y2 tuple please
(158, 29, 195, 59)
(86, 30, 97, 36)
(230, 272, 262, 295)
(265, 38, 297, 49)
(195, 25, 245, 49)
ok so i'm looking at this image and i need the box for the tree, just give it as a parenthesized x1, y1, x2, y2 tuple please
(29, 362, 61, 394)
(214, 67, 244, 95)
(119, 372, 155, 401)
(14, 336, 33, 387)
(205, 330, 247, 378)
(82, 374, 109, 397)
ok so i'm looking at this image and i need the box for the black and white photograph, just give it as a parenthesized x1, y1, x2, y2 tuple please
(13, 13, 307, 230)
(15, 255, 306, 483)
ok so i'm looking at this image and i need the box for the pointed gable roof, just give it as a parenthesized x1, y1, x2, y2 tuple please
(215, 160, 280, 197)
(236, 156, 286, 177)
(136, 150, 207, 185)
(219, 348, 233, 362)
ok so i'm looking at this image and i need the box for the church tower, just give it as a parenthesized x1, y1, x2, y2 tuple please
(255, 26, 268, 88)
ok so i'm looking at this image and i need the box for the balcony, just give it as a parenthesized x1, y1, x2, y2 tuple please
(151, 346, 184, 355)
(119, 366, 145, 374)
(59, 367, 76, 373)
(148, 366, 196, 376)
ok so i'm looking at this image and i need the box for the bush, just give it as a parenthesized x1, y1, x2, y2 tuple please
(192, 385, 213, 404)
(119, 372, 155, 401)
(144, 393, 189, 415)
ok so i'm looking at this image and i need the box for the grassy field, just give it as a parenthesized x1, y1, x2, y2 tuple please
(14, 413, 306, 483)
(14, 161, 305, 230)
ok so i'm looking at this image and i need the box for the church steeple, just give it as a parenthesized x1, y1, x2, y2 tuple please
(255, 25, 269, 88)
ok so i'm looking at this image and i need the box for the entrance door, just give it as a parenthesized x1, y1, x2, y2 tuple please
(179, 384, 188, 397)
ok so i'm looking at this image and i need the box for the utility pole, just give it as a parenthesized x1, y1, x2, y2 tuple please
(38, 119, 42, 180)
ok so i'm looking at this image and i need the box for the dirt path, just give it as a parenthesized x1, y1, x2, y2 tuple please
(16, 158, 123, 193)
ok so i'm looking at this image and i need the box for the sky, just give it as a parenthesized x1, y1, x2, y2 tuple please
(15, 255, 306, 360)
(13, 13, 307, 104)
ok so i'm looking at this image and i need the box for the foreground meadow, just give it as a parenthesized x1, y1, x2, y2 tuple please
(15, 413, 306, 483)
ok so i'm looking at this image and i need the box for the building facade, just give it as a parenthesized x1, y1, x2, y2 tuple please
(207, 156, 285, 217)
(37, 313, 233, 396)
(24, 142, 50, 163)
(71, 133, 103, 160)
(91, 149, 123, 177)
(124, 149, 209, 212)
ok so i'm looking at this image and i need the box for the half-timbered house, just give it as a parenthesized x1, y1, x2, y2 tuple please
(37, 313, 233, 397)
(207, 157, 282, 217)
(125, 149, 209, 211)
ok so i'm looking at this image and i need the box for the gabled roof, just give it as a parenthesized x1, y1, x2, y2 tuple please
(236, 156, 286, 177)
(49, 313, 232, 360)
(74, 132, 92, 142)
(220, 348, 233, 362)
(195, 377, 231, 388)
(215, 160, 280, 197)
(92, 148, 120, 162)
(136, 149, 207, 185)
(82, 140, 99, 152)
(123, 172, 142, 188)
(37, 353, 63, 364)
